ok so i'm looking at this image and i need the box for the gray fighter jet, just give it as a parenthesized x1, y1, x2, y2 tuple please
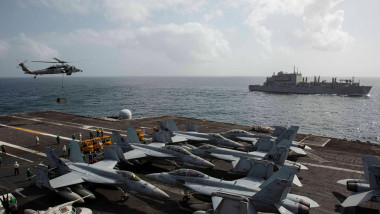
(37, 141, 169, 202)
(160, 119, 243, 148)
(111, 128, 214, 168)
(146, 165, 318, 213)
(337, 155, 380, 210)
(220, 126, 310, 155)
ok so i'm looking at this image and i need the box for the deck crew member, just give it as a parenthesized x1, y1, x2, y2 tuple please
(1, 145, 5, 155)
(72, 133, 76, 140)
(62, 145, 67, 156)
(14, 161, 19, 175)
(96, 127, 100, 137)
(101, 128, 104, 137)
(79, 132, 82, 141)
(56, 134, 60, 144)
(35, 136, 40, 146)
(27, 168, 32, 181)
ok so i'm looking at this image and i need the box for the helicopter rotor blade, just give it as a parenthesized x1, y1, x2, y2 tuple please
(31, 61, 57, 63)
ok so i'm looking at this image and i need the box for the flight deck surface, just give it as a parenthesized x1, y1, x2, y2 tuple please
(0, 111, 379, 213)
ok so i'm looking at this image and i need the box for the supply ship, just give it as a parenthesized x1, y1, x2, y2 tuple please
(249, 69, 372, 96)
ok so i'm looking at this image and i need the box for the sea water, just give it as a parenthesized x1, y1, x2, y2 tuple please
(0, 76, 379, 143)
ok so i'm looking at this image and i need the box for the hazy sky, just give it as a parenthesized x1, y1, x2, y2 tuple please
(0, 0, 379, 77)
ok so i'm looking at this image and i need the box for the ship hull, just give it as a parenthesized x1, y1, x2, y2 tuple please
(249, 85, 372, 96)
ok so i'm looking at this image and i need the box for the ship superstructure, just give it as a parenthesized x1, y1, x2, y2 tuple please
(249, 69, 371, 96)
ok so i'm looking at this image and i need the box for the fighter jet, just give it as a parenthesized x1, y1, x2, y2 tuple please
(220, 126, 310, 155)
(111, 128, 214, 168)
(337, 155, 380, 210)
(188, 139, 306, 170)
(146, 165, 319, 213)
(24, 195, 93, 214)
(159, 119, 243, 148)
(37, 141, 169, 202)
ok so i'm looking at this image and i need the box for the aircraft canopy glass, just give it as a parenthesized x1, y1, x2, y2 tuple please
(168, 169, 207, 178)
(164, 145, 191, 155)
(117, 170, 141, 181)
(199, 144, 216, 149)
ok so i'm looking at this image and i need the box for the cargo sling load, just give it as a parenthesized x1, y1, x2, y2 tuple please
(249, 68, 372, 96)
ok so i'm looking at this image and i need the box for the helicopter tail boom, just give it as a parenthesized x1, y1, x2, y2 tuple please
(19, 63, 32, 74)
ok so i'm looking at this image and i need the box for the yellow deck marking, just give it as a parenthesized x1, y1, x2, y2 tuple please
(9, 126, 42, 134)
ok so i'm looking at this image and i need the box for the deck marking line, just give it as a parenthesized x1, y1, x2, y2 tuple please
(0, 123, 72, 141)
(0, 140, 48, 157)
(299, 162, 364, 174)
(5, 152, 34, 163)
(10, 115, 127, 136)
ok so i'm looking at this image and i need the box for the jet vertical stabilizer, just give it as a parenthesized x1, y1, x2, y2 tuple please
(45, 147, 70, 174)
(276, 126, 299, 143)
(69, 141, 85, 163)
(186, 122, 198, 132)
(126, 126, 141, 144)
(252, 179, 290, 203)
(246, 160, 274, 180)
(166, 118, 179, 132)
(103, 146, 120, 162)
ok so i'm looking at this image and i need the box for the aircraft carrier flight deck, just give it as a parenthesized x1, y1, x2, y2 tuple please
(0, 111, 379, 214)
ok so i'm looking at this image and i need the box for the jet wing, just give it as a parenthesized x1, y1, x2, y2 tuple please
(184, 182, 217, 195)
(290, 146, 307, 155)
(123, 149, 177, 160)
(236, 136, 257, 142)
(341, 190, 380, 207)
(234, 178, 262, 188)
(210, 153, 240, 162)
(50, 171, 85, 189)
(91, 160, 118, 169)
(123, 150, 148, 160)
(171, 135, 188, 143)
(212, 195, 257, 214)
(176, 133, 209, 141)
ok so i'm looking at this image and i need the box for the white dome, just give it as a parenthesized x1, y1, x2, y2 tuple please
(119, 109, 132, 119)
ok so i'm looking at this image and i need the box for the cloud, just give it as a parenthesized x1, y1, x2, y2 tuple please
(204, 10, 223, 22)
(243, 0, 352, 51)
(0, 41, 10, 59)
(70, 23, 229, 63)
(102, 0, 206, 24)
(295, 0, 354, 51)
(244, 0, 313, 51)
(26, 0, 98, 14)
(17, 34, 59, 59)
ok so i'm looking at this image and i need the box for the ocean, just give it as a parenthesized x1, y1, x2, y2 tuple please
(0, 76, 379, 144)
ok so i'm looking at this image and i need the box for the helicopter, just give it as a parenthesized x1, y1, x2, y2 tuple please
(18, 58, 83, 78)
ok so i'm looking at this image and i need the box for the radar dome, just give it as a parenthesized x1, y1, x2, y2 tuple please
(119, 109, 132, 119)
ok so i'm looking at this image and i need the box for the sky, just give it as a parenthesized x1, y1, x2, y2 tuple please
(0, 0, 379, 77)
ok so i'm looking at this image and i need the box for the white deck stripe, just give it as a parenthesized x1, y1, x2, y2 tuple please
(11, 115, 127, 136)
(299, 162, 364, 174)
(5, 153, 34, 163)
(0, 140, 47, 157)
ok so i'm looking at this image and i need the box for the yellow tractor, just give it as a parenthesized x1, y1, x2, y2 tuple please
(80, 136, 112, 153)
(136, 129, 145, 141)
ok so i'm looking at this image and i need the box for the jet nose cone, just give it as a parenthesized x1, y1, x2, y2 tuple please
(146, 173, 160, 181)
(228, 140, 243, 148)
(203, 160, 215, 168)
(153, 188, 170, 200)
